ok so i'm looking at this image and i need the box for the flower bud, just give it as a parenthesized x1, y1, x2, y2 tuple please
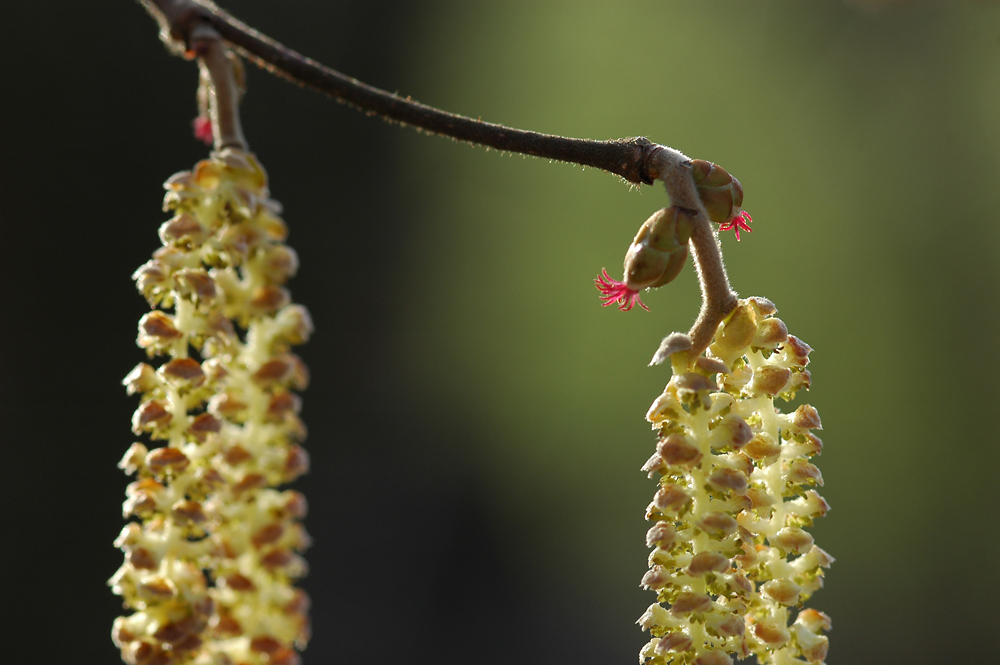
(146, 447, 191, 475)
(752, 617, 790, 646)
(787, 490, 830, 521)
(133, 260, 171, 306)
(782, 335, 813, 367)
(646, 391, 684, 424)
(137, 311, 183, 352)
(786, 459, 824, 487)
(640, 453, 664, 477)
(671, 591, 712, 615)
(762, 579, 801, 605)
(748, 366, 791, 397)
(652, 484, 691, 514)
(707, 468, 748, 495)
(655, 632, 693, 654)
(795, 545, 835, 571)
(641, 566, 670, 590)
(746, 487, 774, 509)
(707, 414, 752, 451)
(646, 521, 677, 549)
(648, 547, 672, 567)
(255, 245, 299, 284)
(123, 363, 161, 395)
(695, 511, 739, 538)
(174, 268, 218, 303)
(181, 408, 217, 439)
(172, 499, 207, 525)
(159, 358, 206, 386)
(637, 603, 671, 631)
(771, 527, 814, 554)
(694, 650, 734, 665)
(132, 400, 172, 433)
(746, 296, 777, 318)
(128, 548, 157, 570)
(674, 372, 715, 400)
(159, 214, 207, 246)
(743, 432, 781, 462)
(795, 608, 832, 633)
(250, 285, 291, 316)
(688, 551, 730, 575)
(649, 332, 693, 366)
(657, 433, 702, 467)
(690, 160, 744, 225)
(709, 614, 745, 638)
(752, 317, 788, 349)
(596, 207, 695, 312)
(118, 443, 148, 475)
(728, 573, 753, 595)
(791, 404, 823, 431)
(794, 627, 829, 663)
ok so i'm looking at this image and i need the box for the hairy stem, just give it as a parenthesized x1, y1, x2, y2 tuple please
(686, 219, 738, 356)
(141, 0, 658, 184)
(648, 146, 739, 364)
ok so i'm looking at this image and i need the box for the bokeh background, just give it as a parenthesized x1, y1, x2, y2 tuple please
(2, 1, 998, 663)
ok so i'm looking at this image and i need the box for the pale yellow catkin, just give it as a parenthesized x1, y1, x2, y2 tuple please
(111, 150, 312, 665)
(638, 298, 832, 665)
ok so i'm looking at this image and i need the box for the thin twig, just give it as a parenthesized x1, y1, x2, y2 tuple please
(141, 0, 658, 185)
(140, 0, 738, 365)
(685, 219, 739, 357)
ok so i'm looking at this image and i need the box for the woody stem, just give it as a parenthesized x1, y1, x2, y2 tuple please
(141, 0, 660, 184)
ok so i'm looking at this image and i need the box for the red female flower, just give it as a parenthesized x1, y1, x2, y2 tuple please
(192, 115, 213, 145)
(720, 210, 753, 241)
(596, 268, 649, 312)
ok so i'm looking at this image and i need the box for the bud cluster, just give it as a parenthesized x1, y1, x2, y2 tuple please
(110, 150, 313, 665)
(638, 298, 831, 665)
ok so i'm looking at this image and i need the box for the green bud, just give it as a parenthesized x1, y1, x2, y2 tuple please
(623, 207, 694, 291)
(689, 159, 745, 225)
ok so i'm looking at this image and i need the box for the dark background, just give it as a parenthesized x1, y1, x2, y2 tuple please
(2, 1, 999, 664)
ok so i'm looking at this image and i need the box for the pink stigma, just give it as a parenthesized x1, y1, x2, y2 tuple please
(719, 211, 753, 241)
(595, 269, 649, 312)
(192, 115, 213, 145)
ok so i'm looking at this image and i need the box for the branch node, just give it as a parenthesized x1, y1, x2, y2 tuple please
(143, 0, 214, 55)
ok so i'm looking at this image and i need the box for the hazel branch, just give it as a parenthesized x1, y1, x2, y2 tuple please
(141, 0, 739, 366)
(140, 0, 659, 185)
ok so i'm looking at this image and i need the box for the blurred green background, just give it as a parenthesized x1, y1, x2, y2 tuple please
(2, 1, 998, 664)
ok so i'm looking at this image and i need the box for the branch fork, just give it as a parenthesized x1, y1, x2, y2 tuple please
(643, 146, 739, 368)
